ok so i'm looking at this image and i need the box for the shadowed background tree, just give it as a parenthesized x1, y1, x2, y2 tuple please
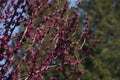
(77, 0, 120, 80)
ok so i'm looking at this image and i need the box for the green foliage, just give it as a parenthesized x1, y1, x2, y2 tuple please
(78, 0, 120, 80)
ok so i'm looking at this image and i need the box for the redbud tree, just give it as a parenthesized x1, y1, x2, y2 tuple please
(0, 0, 98, 80)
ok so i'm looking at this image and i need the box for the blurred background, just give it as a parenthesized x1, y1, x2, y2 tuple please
(75, 0, 120, 80)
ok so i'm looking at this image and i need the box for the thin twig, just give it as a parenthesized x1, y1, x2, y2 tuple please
(80, 38, 86, 49)
(20, 27, 28, 42)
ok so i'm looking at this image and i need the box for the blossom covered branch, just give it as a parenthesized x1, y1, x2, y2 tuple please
(0, 0, 99, 80)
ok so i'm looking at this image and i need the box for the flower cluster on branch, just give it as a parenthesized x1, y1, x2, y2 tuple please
(0, 0, 99, 80)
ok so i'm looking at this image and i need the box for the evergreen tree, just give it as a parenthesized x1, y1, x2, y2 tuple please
(77, 0, 120, 80)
